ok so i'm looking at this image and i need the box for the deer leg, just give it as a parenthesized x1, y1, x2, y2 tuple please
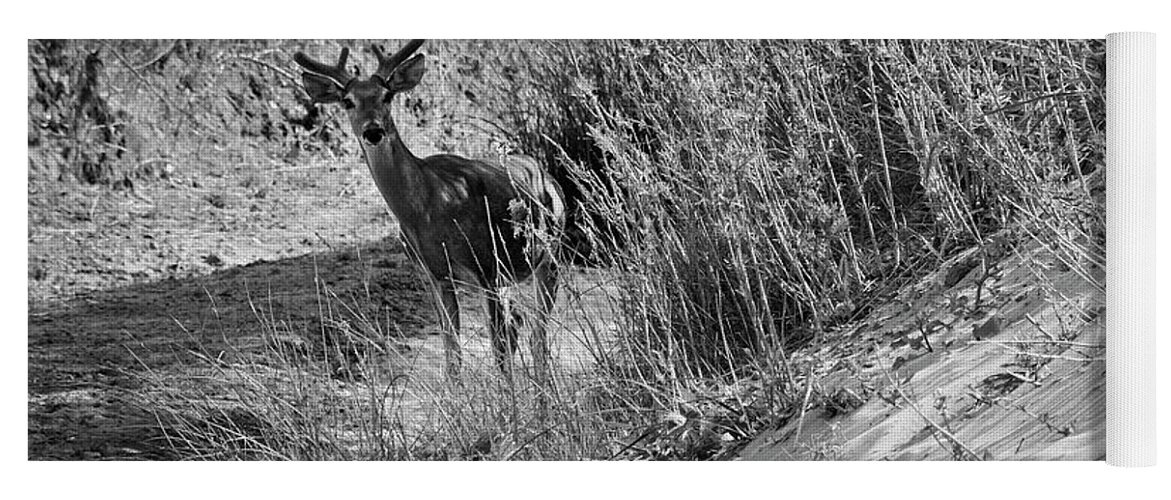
(531, 258, 559, 413)
(506, 297, 524, 351)
(431, 277, 462, 383)
(486, 288, 519, 377)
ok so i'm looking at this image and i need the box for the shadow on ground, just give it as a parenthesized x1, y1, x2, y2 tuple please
(28, 237, 433, 460)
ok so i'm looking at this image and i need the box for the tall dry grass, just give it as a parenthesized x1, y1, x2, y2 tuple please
(130, 262, 628, 460)
(32, 39, 1105, 460)
(470, 39, 1104, 445)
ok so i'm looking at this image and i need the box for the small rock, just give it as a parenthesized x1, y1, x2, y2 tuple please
(973, 317, 1001, 340)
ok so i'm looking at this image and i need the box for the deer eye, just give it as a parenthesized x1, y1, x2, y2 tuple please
(381, 92, 394, 104)
(341, 97, 356, 110)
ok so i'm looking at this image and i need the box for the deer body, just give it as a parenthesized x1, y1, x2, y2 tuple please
(294, 40, 563, 387)
(365, 146, 559, 286)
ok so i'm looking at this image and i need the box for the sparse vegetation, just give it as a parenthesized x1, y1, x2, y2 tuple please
(28, 39, 1105, 460)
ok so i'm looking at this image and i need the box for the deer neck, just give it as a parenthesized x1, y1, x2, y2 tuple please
(360, 127, 427, 231)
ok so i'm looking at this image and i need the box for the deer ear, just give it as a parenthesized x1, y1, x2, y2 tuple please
(301, 72, 344, 103)
(388, 54, 426, 92)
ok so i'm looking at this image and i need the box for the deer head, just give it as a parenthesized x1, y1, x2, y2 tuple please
(293, 39, 426, 146)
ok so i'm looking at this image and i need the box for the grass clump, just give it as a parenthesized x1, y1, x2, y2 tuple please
(470, 39, 1105, 451)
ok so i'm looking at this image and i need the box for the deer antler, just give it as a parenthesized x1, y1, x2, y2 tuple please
(372, 39, 425, 81)
(293, 47, 354, 88)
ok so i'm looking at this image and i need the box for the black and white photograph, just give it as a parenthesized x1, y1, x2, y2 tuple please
(27, 37, 1120, 462)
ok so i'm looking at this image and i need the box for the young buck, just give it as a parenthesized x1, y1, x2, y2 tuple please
(293, 40, 564, 389)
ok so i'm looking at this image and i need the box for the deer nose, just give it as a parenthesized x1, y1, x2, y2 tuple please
(362, 127, 386, 145)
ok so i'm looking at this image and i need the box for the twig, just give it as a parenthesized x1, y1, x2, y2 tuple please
(607, 423, 660, 460)
(135, 40, 180, 70)
(228, 54, 301, 86)
(504, 424, 558, 460)
(972, 339, 1103, 348)
(980, 90, 1085, 118)
(1001, 370, 1043, 387)
(883, 370, 983, 460)
(313, 232, 336, 252)
(791, 362, 816, 443)
(1015, 352, 1104, 363)
(1023, 313, 1057, 341)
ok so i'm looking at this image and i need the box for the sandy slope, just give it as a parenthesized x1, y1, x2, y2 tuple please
(737, 241, 1105, 460)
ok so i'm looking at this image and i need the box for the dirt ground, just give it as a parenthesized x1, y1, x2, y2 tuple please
(27, 138, 384, 457)
(27, 122, 616, 459)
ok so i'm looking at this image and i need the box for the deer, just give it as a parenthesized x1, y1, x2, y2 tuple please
(293, 40, 564, 395)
